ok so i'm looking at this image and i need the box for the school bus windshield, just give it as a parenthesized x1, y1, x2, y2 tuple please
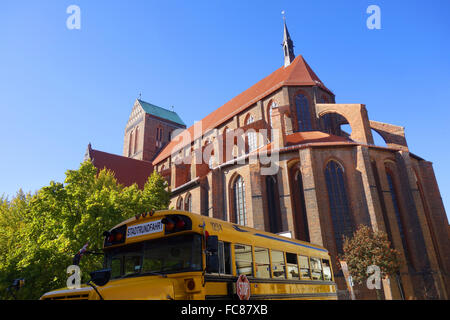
(104, 234, 203, 279)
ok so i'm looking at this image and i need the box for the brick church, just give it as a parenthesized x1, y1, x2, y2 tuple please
(85, 21, 450, 300)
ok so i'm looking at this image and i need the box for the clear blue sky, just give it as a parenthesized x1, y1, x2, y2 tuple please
(1, 1, 449, 219)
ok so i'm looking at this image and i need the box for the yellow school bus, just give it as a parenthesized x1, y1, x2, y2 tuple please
(40, 210, 337, 300)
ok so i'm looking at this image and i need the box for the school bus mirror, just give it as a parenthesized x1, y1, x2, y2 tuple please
(206, 235, 218, 253)
(206, 254, 220, 273)
(89, 269, 111, 287)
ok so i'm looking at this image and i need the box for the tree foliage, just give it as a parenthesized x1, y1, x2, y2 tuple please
(340, 225, 402, 286)
(0, 161, 169, 300)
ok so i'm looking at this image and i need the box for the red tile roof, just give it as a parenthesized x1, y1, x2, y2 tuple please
(284, 131, 351, 146)
(153, 55, 332, 165)
(254, 131, 353, 154)
(87, 145, 153, 189)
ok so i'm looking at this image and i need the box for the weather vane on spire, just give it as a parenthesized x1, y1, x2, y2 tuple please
(138, 92, 142, 100)
(281, 10, 286, 22)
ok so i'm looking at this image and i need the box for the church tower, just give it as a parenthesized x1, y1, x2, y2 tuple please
(123, 99, 186, 162)
(282, 20, 295, 67)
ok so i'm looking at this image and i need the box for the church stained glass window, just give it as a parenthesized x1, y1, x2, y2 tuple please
(184, 193, 192, 212)
(386, 169, 410, 264)
(233, 176, 247, 226)
(295, 94, 312, 131)
(324, 160, 353, 253)
(246, 115, 257, 152)
(176, 197, 183, 210)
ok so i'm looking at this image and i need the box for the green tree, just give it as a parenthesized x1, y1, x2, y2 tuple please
(0, 190, 32, 298)
(142, 171, 171, 210)
(339, 225, 402, 300)
(0, 161, 169, 300)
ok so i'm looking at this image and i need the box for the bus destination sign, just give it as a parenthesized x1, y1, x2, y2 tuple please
(127, 220, 163, 238)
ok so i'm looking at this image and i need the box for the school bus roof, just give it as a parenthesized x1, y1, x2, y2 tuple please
(109, 210, 330, 257)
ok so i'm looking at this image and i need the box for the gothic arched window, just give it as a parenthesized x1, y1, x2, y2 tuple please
(268, 101, 278, 141)
(185, 193, 192, 212)
(295, 170, 309, 242)
(208, 152, 215, 169)
(385, 168, 410, 264)
(156, 127, 163, 148)
(295, 94, 312, 131)
(248, 132, 257, 152)
(233, 176, 247, 226)
(371, 161, 393, 243)
(321, 114, 334, 134)
(245, 115, 257, 152)
(324, 160, 353, 253)
(176, 196, 183, 210)
(134, 127, 139, 153)
(247, 131, 257, 153)
(129, 131, 134, 156)
(266, 175, 281, 233)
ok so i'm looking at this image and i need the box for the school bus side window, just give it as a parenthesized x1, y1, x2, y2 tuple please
(322, 259, 332, 281)
(234, 244, 253, 277)
(271, 250, 286, 279)
(218, 241, 232, 275)
(254, 247, 271, 279)
(310, 257, 323, 280)
(298, 255, 311, 280)
(286, 253, 299, 279)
